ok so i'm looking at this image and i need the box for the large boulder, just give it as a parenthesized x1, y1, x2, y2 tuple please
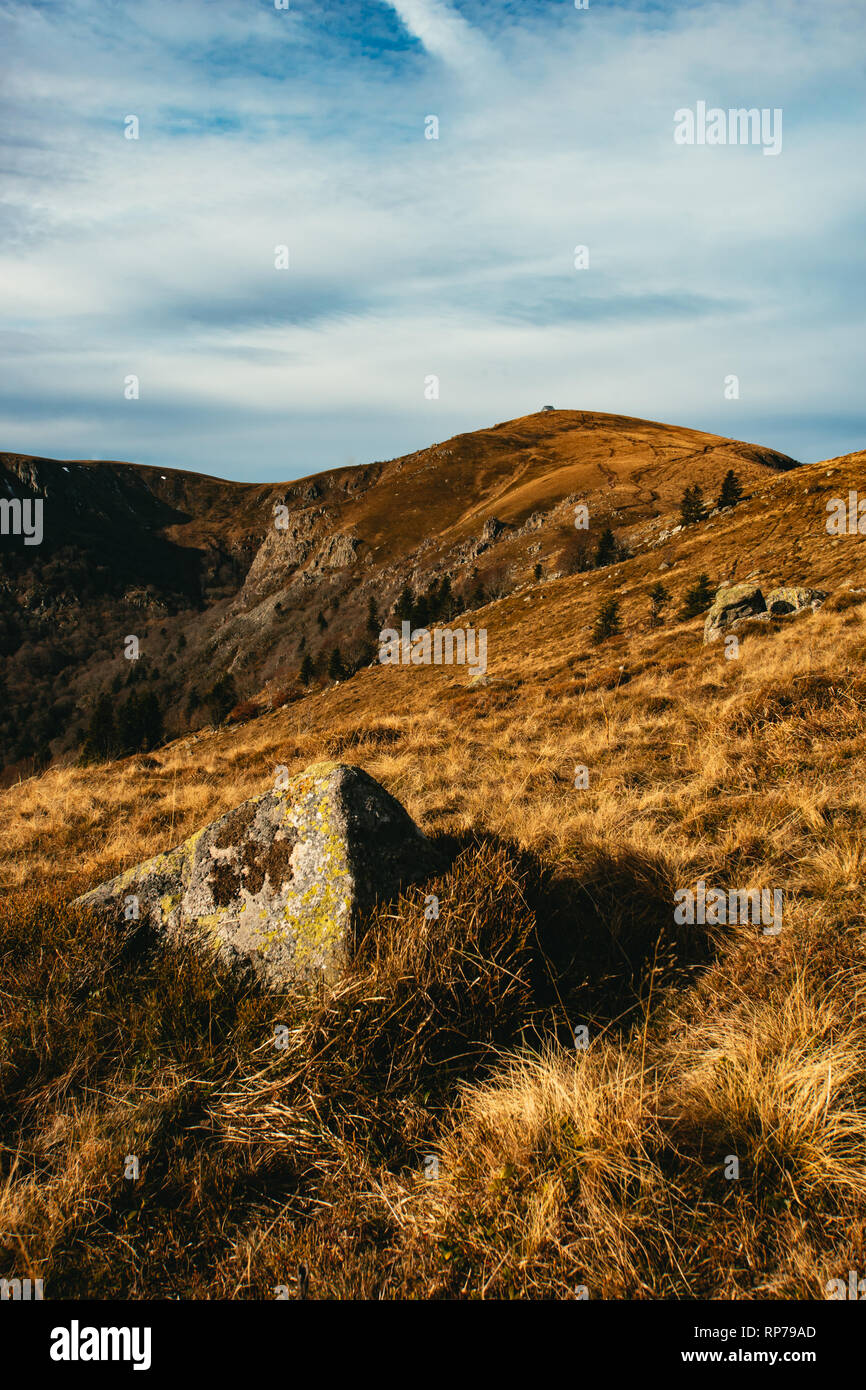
(73, 762, 438, 989)
(703, 584, 767, 643)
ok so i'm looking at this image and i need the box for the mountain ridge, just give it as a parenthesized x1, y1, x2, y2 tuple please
(0, 409, 808, 776)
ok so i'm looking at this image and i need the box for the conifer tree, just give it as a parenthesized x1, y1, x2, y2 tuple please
(594, 526, 618, 567)
(204, 673, 237, 724)
(394, 584, 414, 625)
(717, 469, 743, 510)
(680, 573, 715, 618)
(82, 692, 116, 761)
(649, 581, 671, 625)
(299, 652, 315, 685)
(438, 574, 454, 619)
(680, 484, 707, 526)
(592, 597, 621, 643)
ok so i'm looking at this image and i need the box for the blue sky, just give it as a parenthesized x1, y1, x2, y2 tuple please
(1, 0, 864, 480)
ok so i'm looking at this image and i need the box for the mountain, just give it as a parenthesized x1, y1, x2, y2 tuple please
(0, 410, 798, 776)
(2, 418, 865, 1300)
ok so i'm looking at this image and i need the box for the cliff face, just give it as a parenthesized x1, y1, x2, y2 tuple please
(0, 411, 799, 776)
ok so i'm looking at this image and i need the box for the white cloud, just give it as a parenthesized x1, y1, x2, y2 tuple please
(381, 0, 491, 69)
(0, 0, 864, 474)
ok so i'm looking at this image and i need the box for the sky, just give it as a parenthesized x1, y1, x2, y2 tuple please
(1, 0, 864, 481)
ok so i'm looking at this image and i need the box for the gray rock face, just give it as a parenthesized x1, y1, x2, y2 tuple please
(312, 532, 361, 570)
(764, 586, 827, 616)
(704, 583, 828, 643)
(703, 584, 767, 642)
(482, 516, 506, 542)
(73, 762, 438, 989)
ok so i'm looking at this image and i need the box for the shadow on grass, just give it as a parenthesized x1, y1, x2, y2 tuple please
(0, 829, 728, 1298)
(427, 828, 727, 1040)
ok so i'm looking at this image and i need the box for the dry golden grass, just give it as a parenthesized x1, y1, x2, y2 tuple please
(393, 960, 866, 1299)
(2, 451, 866, 1298)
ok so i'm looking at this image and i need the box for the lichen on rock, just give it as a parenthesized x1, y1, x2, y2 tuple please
(703, 584, 767, 643)
(764, 586, 827, 617)
(73, 762, 439, 989)
(703, 583, 828, 644)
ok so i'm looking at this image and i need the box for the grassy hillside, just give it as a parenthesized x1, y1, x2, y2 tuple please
(0, 411, 797, 776)
(1, 443, 865, 1299)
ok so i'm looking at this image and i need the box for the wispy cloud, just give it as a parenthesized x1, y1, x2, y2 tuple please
(381, 0, 491, 68)
(0, 0, 864, 478)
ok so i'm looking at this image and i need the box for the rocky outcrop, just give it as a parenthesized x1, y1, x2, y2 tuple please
(704, 583, 827, 643)
(237, 508, 323, 606)
(73, 763, 438, 989)
(703, 584, 766, 642)
(481, 517, 507, 542)
(764, 586, 828, 616)
(312, 532, 361, 570)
